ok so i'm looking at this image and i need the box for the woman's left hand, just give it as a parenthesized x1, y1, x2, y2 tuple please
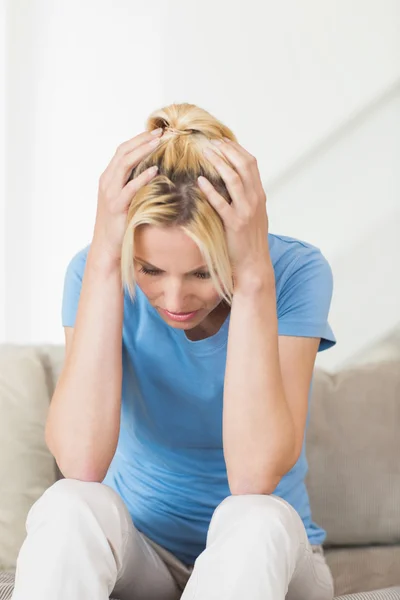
(197, 138, 271, 289)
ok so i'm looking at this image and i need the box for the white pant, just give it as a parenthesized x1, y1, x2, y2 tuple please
(12, 479, 335, 600)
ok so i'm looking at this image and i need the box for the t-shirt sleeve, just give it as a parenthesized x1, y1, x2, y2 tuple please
(61, 245, 90, 328)
(277, 249, 336, 352)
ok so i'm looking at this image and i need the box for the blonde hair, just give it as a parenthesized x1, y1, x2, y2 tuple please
(121, 103, 238, 305)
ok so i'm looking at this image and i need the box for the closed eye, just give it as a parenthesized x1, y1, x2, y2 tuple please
(138, 266, 210, 279)
(138, 266, 161, 276)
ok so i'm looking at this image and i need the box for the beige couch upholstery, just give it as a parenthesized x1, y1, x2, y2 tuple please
(0, 343, 399, 599)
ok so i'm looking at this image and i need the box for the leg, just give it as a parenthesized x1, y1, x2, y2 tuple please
(286, 544, 334, 600)
(11, 479, 181, 600)
(180, 494, 334, 600)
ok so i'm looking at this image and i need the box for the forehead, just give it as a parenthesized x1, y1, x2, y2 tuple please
(134, 225, 205, 267)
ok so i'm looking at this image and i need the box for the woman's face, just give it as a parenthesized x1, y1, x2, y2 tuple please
(134, 225, 228, 337)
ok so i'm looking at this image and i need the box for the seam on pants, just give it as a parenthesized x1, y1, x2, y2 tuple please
(292, 542, 334, 593)
(263, 495, 332, 591)
(113, 526, 131, 585)
(306, 546, 334, 591)
(277, 499, 334, 596)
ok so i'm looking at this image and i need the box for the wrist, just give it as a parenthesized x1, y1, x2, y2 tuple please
(89, 239, 121, 276)
(233, 257, 275, 295)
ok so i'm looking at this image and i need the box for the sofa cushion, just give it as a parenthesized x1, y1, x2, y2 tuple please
(0, 346, 57, 570)
(35, 345, 65, 400)
(306, 360, 400, 546)
(325, 545, 400, 596)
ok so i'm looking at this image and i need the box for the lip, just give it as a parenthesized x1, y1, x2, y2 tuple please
(161, 308, 199, 322)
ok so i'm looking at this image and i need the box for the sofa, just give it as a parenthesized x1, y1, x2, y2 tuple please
(0, 342, 399, 599)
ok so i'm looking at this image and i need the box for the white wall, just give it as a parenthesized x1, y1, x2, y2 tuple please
(4, 0, 400, 372)
(5, 0, 166, 342)
(0, 0, 6, 342)
(269, 85, 400, 370)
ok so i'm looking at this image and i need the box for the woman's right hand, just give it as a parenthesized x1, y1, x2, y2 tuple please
(92, 128, 163, 263)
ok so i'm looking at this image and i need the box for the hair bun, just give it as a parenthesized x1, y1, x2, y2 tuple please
(164, 126, 192, 137)
(147, 102, 236, 143)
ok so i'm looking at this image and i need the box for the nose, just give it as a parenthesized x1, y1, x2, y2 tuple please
(162, 279, 190, 313)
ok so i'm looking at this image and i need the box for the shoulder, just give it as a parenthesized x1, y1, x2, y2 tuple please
(64, 244, 91, 280)
(268, 232, 329, 267)
(268, 234, 336, 351)
(268, 232, 332, 293)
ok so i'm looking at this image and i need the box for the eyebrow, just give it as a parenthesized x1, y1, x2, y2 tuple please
(135, 257, 209, 275)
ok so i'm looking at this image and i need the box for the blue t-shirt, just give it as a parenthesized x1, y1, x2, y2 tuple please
(62, 232, 336, 566)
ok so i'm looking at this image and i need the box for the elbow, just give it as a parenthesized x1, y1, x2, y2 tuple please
(228, 454, 299, 496)
(229, 452, 300, 496)
(45, 426, 110, 484)
(229, 473, 283, 496)
(55, 456, 108, 483)
(46, 436, 108, 483)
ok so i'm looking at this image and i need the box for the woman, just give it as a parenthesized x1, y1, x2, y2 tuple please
(12, 103, 336, 600)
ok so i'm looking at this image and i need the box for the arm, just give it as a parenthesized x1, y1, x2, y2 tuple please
(45, 128, 163, 482)
(45, 243, 124, 482)
(197, 137, 335, 496)
(223, 258, 321, 495)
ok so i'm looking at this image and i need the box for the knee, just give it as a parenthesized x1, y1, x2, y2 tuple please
(26, 478, 118, 531)
(210, 494, 298, 537)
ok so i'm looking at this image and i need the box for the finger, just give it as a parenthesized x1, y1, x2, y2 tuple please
(197, 176, 234, 223)
(222, 139, 267, 205)
(117, 135, 163, 183)
(115, 128, 163, 157)
(203, 147, 246, 209)
(211, 139, 261, 195)
(106, 135, 163, 198)
(223, 137, 255, 164)
(101, 128, 162, 184)
(116, 166, 159, 212)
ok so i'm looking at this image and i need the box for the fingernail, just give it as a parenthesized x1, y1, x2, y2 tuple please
(149, 166, 158, 174)
(151, 128, 163, 136)
(210, 138, 222, 146)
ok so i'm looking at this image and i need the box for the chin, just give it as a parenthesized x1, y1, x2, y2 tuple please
(169, 320, 194, 329)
